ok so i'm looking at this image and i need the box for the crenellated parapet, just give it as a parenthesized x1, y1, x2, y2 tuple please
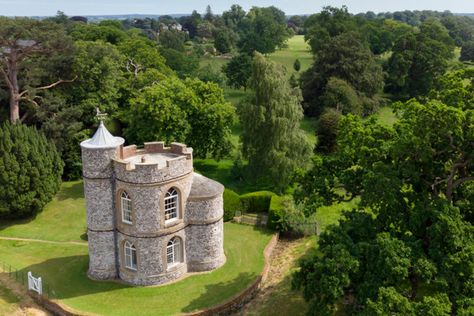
(113, 142, 193, 184)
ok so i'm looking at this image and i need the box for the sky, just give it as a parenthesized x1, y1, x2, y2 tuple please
(0, 0, 472, 17)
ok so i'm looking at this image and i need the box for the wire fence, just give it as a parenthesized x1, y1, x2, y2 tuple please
(0, 261, 54, 299)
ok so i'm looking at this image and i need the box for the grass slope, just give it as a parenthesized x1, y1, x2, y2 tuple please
(0, 284, 20, 315)
(0, 182, 273, 315)
(0, 181, 86, 242)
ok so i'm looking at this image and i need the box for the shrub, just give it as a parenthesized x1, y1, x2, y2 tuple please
(268, 195, 319, 235)
(223, 189, 242, 221)
(0, 122, 63, 219)
(240, 191, 275, 213)
(294, 59, 301, 72)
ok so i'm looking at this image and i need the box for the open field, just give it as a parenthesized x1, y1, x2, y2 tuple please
(0, 182, 273, 316)
(268, 35, 313, 78)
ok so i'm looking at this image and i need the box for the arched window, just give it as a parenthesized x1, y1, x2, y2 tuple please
(166, 237, 182, 266)
(164, 188, 179, 221)
(124, 241, 137, 270)
(121, 191, 132, 224)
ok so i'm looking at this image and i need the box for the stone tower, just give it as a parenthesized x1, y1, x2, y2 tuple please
(81, 122, 225, 286)
(81, 121, 124, 280)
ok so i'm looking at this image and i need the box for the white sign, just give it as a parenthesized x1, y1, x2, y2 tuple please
(27, 271, 42, 295)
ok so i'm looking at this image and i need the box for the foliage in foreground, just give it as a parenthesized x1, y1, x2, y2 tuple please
(293, 71, 474, 315)
(0, 122, 63, 219)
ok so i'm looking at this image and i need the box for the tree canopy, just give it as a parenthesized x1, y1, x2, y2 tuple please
(293, 70, 474, 315)
(122, 76, 235, 159)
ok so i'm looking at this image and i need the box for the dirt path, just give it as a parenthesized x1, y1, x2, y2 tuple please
(0, 274, 49, 316)
(0, 236, 87, 247)
(238, 237, 312, 315)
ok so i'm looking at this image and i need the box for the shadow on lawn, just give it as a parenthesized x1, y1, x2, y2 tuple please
(10, 255, 127, 299)
(182, 272, 257, 313)
(56, 181, 84, 201)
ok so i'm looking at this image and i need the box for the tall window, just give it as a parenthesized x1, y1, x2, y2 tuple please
(164, 188, 179, 221)
(124, 241, 137, 270)
(166, 237, 182, 266)
(121, 191, 132, 224)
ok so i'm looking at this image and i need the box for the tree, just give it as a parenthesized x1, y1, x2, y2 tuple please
(160, 48, 199, 78)
(460, 41, 474, 62)
(293, 71, 474, 314)
(238, 53, 311, 192)
(0, 17, 75, 122)
(293, 59, 301, 72)
(301, 31, 383, 116)
(321, 77, 362, 115)
(69, 41, 123, 127)
(222, 53, 252, 89)
(122, 76, 235, 159)
(238, 6, 291, 54)
(316, 108, 341, 153)
(304, 6, 355, 54)
(179, 10, 202, 38)
(386, 19, 454, 98)
(214, 28, 236, 54)
(0, 122, 63, 219)
(158, 30, 186, 51)
(196, 21, 215, 40)
(204, 5, 213, 22)
(222, 4, 246, 31)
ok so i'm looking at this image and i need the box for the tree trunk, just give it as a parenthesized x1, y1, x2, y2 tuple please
(4, 53, 21, 123)
(9, 90, 20, 122)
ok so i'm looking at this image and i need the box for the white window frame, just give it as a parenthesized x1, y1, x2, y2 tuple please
(164, 188, 179, 222)
(124, 241, 137, 271)
(121, 191, 133, 224)
(166, 237, 182, 267)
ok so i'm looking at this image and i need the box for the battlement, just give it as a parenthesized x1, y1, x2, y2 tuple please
(119, 142, 193, 160)
(113, 142, 193, 184)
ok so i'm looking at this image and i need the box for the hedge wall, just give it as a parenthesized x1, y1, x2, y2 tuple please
(268, 195, 290, 230)
(223, 189, 242, 221)
(240, 191, 276, 213)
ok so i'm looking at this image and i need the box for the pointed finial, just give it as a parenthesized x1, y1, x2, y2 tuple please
(96, 107, 108, 123)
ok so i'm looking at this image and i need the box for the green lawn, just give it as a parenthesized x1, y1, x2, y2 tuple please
(268, 35, 313, 79)
(0, 181, 87, 242)
(0, 182, 273, 316)
(0, 284, 20, 315)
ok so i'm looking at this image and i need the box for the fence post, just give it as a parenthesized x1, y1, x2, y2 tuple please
(38, 277, 42, 295)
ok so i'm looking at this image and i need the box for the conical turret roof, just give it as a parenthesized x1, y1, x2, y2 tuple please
(80, 121, 125, 149)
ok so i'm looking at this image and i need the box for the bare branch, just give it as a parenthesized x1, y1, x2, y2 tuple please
(34, 76, 77, 91)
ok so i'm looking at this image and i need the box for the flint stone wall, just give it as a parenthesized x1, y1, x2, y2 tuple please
(87, 230, 117, 280)
(82, 147, 119, 178)
(117, 229, 187, 286)
(113, 158, 193, 184)
(185, 219, 225, 272)
(84, 178, 115, 231)
(186, 195, 223, 224)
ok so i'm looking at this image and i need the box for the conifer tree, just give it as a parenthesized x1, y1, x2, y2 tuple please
(0, 122, 63, 219)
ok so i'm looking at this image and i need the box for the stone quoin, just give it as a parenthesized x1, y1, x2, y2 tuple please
(80, 121, 226, 286)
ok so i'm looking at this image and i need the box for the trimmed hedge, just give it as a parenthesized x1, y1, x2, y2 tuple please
(268, 195, 289, 230)
(240, 191, 275, 213)
(223, 189, 242, 222)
